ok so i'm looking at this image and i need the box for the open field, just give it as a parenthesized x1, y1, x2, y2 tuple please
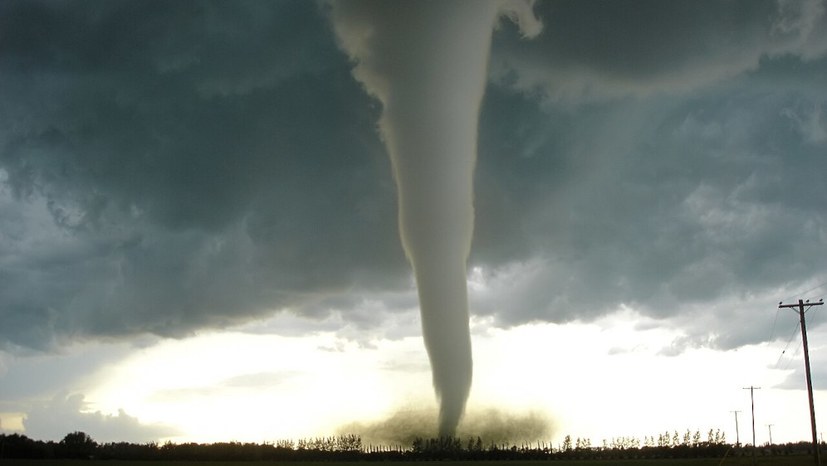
(0, 459, 821, 466)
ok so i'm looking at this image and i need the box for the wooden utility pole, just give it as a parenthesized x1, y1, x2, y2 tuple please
(779, 298, 823, 466)
(743, 386, 762, 466)
(732, 410, 742, 446)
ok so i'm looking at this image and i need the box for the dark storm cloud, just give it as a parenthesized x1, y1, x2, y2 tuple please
(472, 74, 827, 347)
(490, 0, 827, 101)
(1, 0, 826, 353)
(473, 0, 827, 349)
(0, 0, 406, 350)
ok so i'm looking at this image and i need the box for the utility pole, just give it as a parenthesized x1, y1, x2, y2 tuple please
(743, 386, 762, 466)
(767, 424, 774, 446)
(779, 298, 823, 466)
(732, 410, 742, 446)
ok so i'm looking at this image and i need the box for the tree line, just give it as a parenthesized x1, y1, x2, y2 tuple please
(0, 430, 822, 461)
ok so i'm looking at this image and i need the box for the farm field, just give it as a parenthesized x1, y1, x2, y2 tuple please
(0, 459, 821, 466)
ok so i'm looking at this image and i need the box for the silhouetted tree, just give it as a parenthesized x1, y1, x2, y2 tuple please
(60, 431, 97, 459)
(276, 439, 294, 450)
(562, 435, 572, 452)
(336, 434, 362, 453)
(411, 437, 424, 454)
(0, 433, 51, 458)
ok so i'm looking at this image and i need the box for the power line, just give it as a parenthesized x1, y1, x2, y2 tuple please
(805, 299, 824, 328)
(779, 280, 827, 304)
(768, 305, 782, 341)
(775, 321, 802, 370)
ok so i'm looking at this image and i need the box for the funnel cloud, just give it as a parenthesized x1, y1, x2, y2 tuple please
(330, 0, 541, 437)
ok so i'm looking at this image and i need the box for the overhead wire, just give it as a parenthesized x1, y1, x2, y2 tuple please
(768, 305, 782, 342)
(774, 321, 801, 371)
(778, 279, 827, 305)
(804, 301, 823, 323)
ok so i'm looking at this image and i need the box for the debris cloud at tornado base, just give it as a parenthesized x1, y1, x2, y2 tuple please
(337, 406, 554, 447)
(330, 0, 541, 437)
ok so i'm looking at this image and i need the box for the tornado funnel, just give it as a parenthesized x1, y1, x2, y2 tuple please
(330, 0, 541, 438)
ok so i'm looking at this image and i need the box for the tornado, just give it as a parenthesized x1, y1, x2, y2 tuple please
(330, 0, 541, 438)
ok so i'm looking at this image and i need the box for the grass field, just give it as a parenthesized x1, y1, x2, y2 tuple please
(0, 459, 821, 466)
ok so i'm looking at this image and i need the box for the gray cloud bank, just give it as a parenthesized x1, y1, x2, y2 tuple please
(23, 393, 178, 442)
(1, 0, 826, 353)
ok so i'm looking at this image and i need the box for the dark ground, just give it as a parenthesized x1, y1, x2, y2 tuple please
(0, 458, 822, 466)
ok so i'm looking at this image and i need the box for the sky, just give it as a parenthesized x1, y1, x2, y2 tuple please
(1, 0, 827, 447)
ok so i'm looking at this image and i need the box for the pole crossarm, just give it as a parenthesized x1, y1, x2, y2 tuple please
(778, 299, 823, 309)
